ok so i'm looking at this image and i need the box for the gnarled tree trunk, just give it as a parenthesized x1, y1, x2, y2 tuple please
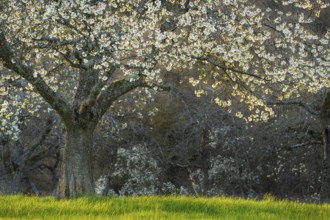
(56, 124, 95, 198)
(320, 92, 330, 202)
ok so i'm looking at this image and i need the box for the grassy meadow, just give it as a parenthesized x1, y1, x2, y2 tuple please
(0, 194, 329, 219)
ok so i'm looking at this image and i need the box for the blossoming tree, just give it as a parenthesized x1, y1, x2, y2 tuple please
(0, 0, 329, 199)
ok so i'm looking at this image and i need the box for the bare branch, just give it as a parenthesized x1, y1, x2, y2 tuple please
(266, 100, 319, 116)
(25, 113, 55, 162)
(77, 66, 116, 115)
(93, 76, 150, 120)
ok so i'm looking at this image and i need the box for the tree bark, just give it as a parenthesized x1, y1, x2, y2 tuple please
(320, 92, 330, 203)
(56, 125, 95, 198)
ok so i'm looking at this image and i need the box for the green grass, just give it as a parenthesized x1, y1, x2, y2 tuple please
(0, 195, 329, 219)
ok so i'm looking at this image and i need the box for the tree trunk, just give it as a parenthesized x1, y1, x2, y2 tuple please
(320, 92, 330, 203)
(56, 125, 95, 198)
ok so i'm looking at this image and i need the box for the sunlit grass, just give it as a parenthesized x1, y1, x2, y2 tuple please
(0, 194, 329, 219)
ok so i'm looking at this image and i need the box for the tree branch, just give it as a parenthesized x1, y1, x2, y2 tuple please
(0, 33, 71, 119)
(33, 36, 81, 46)
(192, 55, 271, 81)
(77, 67, 116, 115)
(266, 100, 319, 116)
(25, 113, 55, 162)
(93, 76, 150, 120)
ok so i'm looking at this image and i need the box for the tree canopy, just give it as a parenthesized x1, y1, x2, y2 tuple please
(0, 0, 329, 127)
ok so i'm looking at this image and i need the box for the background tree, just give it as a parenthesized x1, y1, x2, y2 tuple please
(0, 0, 329, 199)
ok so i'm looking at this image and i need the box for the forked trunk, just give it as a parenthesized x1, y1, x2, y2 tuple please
(56, 125, 95, 198)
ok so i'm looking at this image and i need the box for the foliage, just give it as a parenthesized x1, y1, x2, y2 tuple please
(88, 89, 323, 200)
(108, 144, 162, 196)
(0, 0, 329, 137)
